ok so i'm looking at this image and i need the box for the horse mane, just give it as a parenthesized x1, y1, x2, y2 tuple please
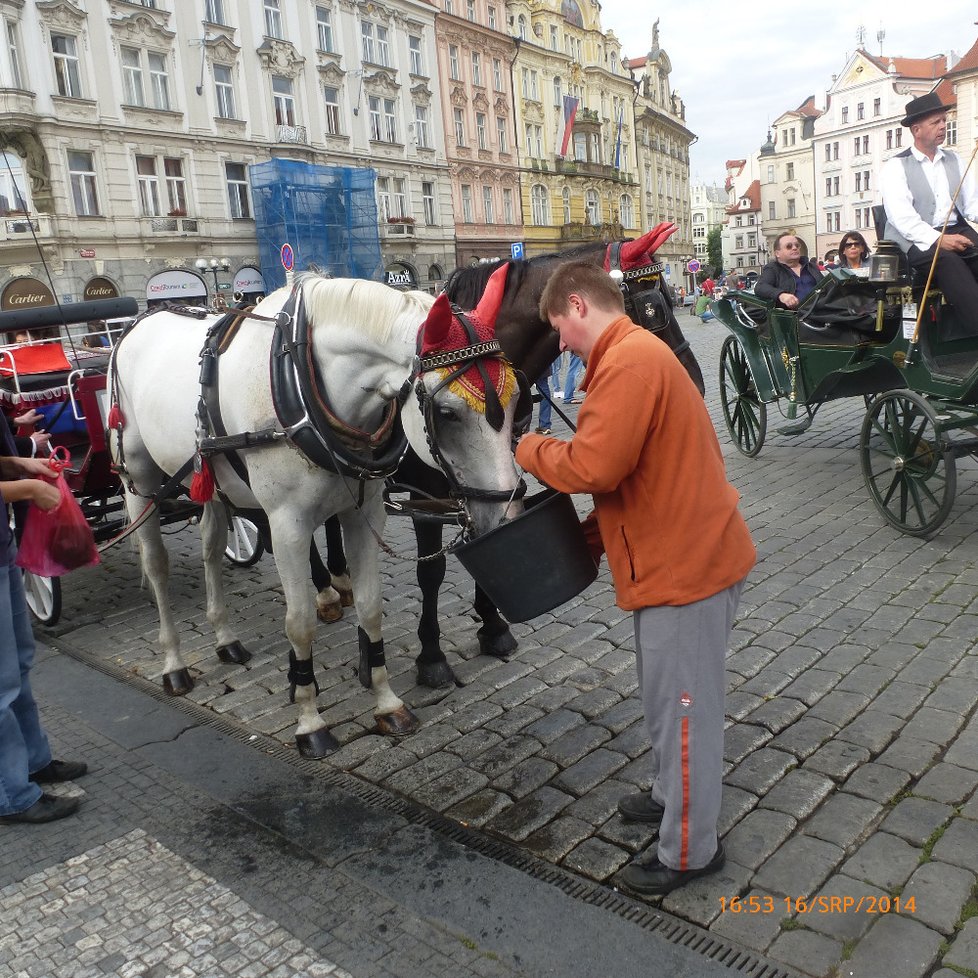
(442, 240, 612, 309)
(297, 273, 433, 345)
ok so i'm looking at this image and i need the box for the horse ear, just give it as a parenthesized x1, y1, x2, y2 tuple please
(420, 293, 453, 353)
(620, 222, 678, 264)
(473, 263, 510, 328)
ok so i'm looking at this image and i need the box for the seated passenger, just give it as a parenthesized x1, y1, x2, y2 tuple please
(838, 231, 872, 276)
(755, 234, 824, 310)
(881, 92, 978, 323)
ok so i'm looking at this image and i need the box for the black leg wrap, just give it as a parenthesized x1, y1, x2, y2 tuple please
(287, 650, 320, 704)
(357, 626, 385, 690)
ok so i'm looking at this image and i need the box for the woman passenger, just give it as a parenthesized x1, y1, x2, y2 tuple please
(838, 231, 872, 276)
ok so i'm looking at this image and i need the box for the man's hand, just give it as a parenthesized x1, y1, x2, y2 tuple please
(30, 431, 52, 454)
(940, 233, 974, 253)
(18, 456, 57, 478)
(27, 478, 61, 511)
(779, 292, 800, 309)
(13, 409, 42, 428)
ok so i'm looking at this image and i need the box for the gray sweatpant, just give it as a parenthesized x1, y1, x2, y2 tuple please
(633, 578, 744, 871)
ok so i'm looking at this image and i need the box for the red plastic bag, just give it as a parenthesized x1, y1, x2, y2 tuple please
(15, 472, 100, 577)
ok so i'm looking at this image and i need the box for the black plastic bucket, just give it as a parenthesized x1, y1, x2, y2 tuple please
(452, 488, 598, 622)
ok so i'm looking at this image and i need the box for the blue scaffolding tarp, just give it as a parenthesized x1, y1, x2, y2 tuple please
(250, 160, 383, 289)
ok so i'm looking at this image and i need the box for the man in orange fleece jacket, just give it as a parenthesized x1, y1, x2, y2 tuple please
(515, 262, 755, 896)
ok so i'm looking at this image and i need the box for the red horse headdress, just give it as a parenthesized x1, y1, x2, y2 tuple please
(418, 263, 516, 417)
(605, 222, 678, 274)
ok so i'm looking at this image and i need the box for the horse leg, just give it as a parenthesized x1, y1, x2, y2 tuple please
(474, 583, 518, 658)
(413, 518, 457, 689)
(324, 515, 353, 606)
(269, 512, 338, 758)
(339, 507, 419, 737)
(201, 502, 250, 665)
(310, 538, 343, 624)
(124, 492, 193, 695)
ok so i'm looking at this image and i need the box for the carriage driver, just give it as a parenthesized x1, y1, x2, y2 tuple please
(515, 262, 755, 896)
(880, 91, 978, 328)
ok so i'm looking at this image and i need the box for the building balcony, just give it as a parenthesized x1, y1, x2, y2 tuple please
(1, 214, 53, 241)
(558, 221, 625, 243)
(276, 124, 308, 144)
(382, 220, 416, 238)
(554, 158, 633, 183)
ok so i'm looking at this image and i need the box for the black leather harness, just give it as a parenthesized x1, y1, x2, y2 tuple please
(607, 242, 690, 358)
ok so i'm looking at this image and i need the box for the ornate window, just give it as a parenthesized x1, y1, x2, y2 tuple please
(461, 184, 473, 222)
(530, 184, 549, 225)
(496, 116, 507, 152)
(121, 48, 170, 110)
(476, 112, 487, 150)
(483, 186, 494, 223)
(502, 187, 514, 224)
(0, 152, 29, 215)
(214, 64, 236, 119)
(68, 151, 99, 216)
(272, 75, 295, 126)
(52, 33, 82, 98)
(414, 104, 430, 147)
(409, 35, 423, 75)
(422, 181, 435, 224)
(4, 18, 23, 88)
(369, 95, 396, 142)
(225, 162, 251, 219)
(619, 193, 633, 227)
(561, 187, 570, 224)
(205, 0, 226, 25)
(324, 85, 340, 134)
(316, 7, 334, 52)
(264, 0, 284, 39)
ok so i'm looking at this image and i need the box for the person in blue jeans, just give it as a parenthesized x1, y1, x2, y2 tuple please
(535, 370, 553, 434)
(0, 427, 87, 825)
(563, 353, 584, 403)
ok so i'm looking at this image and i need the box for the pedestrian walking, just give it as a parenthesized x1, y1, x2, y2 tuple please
(515, 262, 755, 896)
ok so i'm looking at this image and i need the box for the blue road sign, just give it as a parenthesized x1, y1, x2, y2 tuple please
(511, 242, 525, 260)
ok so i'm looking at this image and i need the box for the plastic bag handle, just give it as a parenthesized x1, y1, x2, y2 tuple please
(47, 446, 69, 474)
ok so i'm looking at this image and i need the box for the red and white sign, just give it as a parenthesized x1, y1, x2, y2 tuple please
(280, 243, 294, 272)
(79, 249, 96, 258)
(687, 259, 701, 273)
(233, 266, 266, 293)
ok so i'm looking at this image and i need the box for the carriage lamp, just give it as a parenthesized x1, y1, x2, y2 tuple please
(195, 257, 232, 296)
(869, 241, 900, 284)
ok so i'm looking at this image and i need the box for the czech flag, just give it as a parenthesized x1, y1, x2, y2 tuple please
(558, 95, 579, 158)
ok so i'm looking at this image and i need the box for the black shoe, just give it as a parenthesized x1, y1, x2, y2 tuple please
(0, 793, 79, 824)
(30, 759, 88, 783)
(618, 843, 726, 897)
(617, 791, 665, 824)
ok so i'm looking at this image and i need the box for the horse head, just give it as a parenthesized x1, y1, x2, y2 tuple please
(610, 222, 678, 272)
(409, 263, 524, 534)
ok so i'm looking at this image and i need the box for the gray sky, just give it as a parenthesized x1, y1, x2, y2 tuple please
(599, 0, 977, 186)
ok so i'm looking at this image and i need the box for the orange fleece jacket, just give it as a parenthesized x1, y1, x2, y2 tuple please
(515, 316, 755, 610)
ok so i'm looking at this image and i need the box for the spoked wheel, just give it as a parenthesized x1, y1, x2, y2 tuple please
(23, 571, 62, 626)
(225, 515, 264, 567)
(719, 334, 767, 457)
(860, 390, 956, 537)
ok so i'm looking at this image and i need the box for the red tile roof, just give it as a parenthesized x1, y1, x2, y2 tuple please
(945, 36, 978, 76)
(863, 51, 947, 79)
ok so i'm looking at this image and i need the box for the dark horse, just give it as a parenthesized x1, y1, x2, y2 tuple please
(313, 225, 705, 687)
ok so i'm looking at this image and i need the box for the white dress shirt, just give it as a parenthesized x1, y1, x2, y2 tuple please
(880, 144, 978, 250)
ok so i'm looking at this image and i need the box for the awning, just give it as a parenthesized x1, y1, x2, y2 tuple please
(146, 269, 207, 303)
(234, 266, 266, 295)
(1, 277, 55, 311)
(83, 276, 119, 301)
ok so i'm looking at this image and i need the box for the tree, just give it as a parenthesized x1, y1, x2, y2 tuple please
(706, 226, 723, 277)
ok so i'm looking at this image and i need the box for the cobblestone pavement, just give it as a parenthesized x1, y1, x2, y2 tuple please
(36, 320, 978, 978)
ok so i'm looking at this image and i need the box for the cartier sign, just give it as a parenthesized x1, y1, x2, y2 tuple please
(0, 277, 55, 311)
(83, 277, 119, 301)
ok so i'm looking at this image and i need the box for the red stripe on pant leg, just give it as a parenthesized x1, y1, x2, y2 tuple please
(680, 715, 690, 871)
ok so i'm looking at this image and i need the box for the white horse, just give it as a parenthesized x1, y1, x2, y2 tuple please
(108, 273, 522, 756)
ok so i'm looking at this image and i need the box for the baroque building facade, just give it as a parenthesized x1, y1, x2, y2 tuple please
(0, 0, 457, 309)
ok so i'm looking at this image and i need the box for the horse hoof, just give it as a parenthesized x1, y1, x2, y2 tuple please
(337, 586, 354, 608)
(316, 599, 343, 624)
(375, 706, 419, 738)
(295, 728, 339, 758)
(478, 626, 518, 658)
(216, 641, 252, 665)
(163, 668, 194, 696)
(417, 659, 457, 689)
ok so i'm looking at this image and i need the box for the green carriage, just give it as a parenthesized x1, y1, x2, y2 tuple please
(714, 269, 978, 537)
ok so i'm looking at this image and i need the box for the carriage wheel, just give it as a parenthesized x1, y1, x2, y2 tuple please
(860, 390, 956, 537)
(225, 515, 265, 567)
(719, 334, 767, 457)
(23, 571, 62, 626)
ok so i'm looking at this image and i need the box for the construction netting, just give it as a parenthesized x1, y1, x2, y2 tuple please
(250, 159, 383, 289)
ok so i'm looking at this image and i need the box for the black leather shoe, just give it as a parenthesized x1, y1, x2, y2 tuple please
(618, 843, 726, 897)
(30, 759, 88, 783)
(0, 793, 79, 824)
(617, 791, 665, 824)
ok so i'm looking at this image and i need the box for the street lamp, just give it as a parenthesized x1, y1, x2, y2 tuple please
(195, 257, 231, 305)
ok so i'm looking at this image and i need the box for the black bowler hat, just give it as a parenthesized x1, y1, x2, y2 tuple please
(901, 91, 954, 127)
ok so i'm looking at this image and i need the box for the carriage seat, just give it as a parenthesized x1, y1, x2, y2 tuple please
(796, 321, 872, 346)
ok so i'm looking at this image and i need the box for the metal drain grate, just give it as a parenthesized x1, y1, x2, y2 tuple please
(55, 639, 802, 978)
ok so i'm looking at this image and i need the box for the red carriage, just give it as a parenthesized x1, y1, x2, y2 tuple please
(0, 298, 263, 624)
